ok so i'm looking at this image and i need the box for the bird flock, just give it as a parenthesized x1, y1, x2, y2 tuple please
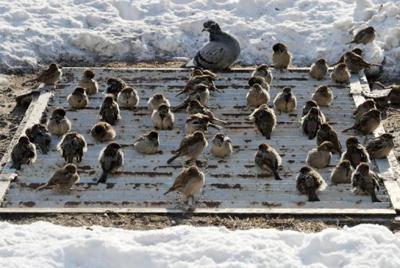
(9, 20, 398, 210)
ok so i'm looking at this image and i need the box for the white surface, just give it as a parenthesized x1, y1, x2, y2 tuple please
(0, 0, 399, 76)
(0, 222, 400, 267)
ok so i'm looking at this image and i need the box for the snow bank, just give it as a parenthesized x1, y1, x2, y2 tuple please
(0, 0, 399, 77)
(1, 222, 400, 267)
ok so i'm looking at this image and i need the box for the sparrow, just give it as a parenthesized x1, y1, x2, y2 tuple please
(302, 107, 324, 139)
(58, 132, 87, 163)
(134, 131, 160, 155)
(90, 122, 116, 142)
(296, 166, 326, 202)
(185, 113, 221, 134)
(351, 162, 381, 202)
(173, 84, 210, 111)
(47, 108, 71, 136)
(177, 74, 217, 96)
(249, 104, 277, 139)
(312, 85, 333, 107)
(106, 77, 127, 96)
(343, 109, 381, 135)
(11, 136, 37, 170)
(248, 76, 270, 91)
(366, 133, 395, 159)
(347, 26, 375, 44)
(97, 142, 124, 184)
(309, 59, 328, 80)
(331, 160, 353, 184)
(78, 69, 98, 95)
(272, 43, 292, 69)
(152, 104, 175, 130)
(246, 83, 270, 108)
(331, 48, 363, 66)
(388, 86, 400, 105)
(23, 63, 62, 87)
(306, 141, 334, 169)
(147, 94, 171, 111)
(302, 100, 326, 122)
(255, 143, 282, 180)
(191, 68, 217, 80)
(167, 131, 208, 165)
(67, 87, 89, 109)
(316, 123, 342, 154)
(273, 87, 297, 113)
(331, 63, 350, 84)
(36, 164, 80, 192)
(117, 87, 139, 109)
(341, 136, 370, 168)
(251, 64, 273, 84)
(25, 123, 51, 154)
(353, 99, 376, 123)
(186, 99, 227, 125)
(210, 133, 233, 158)
(99, 95, 121, 125)
(344, 51, 380, 74)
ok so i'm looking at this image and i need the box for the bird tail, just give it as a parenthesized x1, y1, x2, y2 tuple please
(273, 170, 282, 180)
(97, 171, 108, 184)
(345, 40, 355, 45)
(371, 191, 381, 203)
(164, 187, 174, 195)
(212, 118, 228, 125)
(308, 190, 320, 202)
(167, 153, 180, 164)
(209, 123, 222, 130)
(172, 99, 189, 112)
(342, 126, 355, 132)
(36, 184, 49, 191)
(10, 162, 21, 170)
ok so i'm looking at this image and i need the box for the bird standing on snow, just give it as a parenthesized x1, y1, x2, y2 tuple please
(134, 131, 160, 155)
(58, 132, 87, 163)
(148, 94, 171, 111)
(11, 136, 36, 170)
(23, 63, 62, 87)
(67, 87, 89, 109)
(152, 104, 175, 130)
(353, 99, 376, 123)
(302, 107, 324, 139)
(331, 63, 350, 83)
(331, 160, 353, 184)
(296, 166, 326, 202)
(98, 142, 124, 184)
(210, 133, 233, 158)
(306, 141, 334, 169)
(167, 131, 208, 165)
(79, 69, 98, 95)
(343, 109, 381, 135)
(249, 104, 277, 139)
(272, 43, 292, 69)
(99, 95, 121, 125)
(309, 59, 328, 80)
(351, 162, 381, 202)
(347, 26, 375, 45)
(37, 164, 80, 192)
(117, 87, 139, 110)
(246, 83, 270, 108)
(25, 124, 51, 154)
(316, 123, 342, 154)
(366, 133, 395, 159)
(47, 108, 71, 136)
(255, 143, 282, 180)
(341, 136, 370, 168)
(312, 85, 333, 107)
(90, 122, 116, 142)
(273, 87, 297, 113)
(251, 64, 273, 84)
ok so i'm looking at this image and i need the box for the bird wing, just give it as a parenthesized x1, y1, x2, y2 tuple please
(194, 42, 226, 69)
(47, 170, 66, 186)
(171, 172, 189, 191)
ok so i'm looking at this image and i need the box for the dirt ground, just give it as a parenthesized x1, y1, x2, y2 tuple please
(0, 62, 399, 231)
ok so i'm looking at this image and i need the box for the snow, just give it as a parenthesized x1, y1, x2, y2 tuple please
(1, 222, 400, 267)
(0, 0, 399, 77)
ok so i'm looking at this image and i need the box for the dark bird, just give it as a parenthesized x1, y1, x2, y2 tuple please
(302, 107, 324, 139)
(347, 26, 375, 44)
(249, 105, 276, 139)
(331, 160, 353, 184)
(90, 122, 116, 142)
(58, 132, 87, 163)
(99, 95, 121, 125)
(11, 136, 36, 170)
(255, 143, 282, 180)
(106, 77, 127, 96)
(251, 64, 273, 84)
(341, 136, 370, 168)
(272, 43, 292, 69)
(351, 162, 381, 202)
(25, 123, 51, 154)
(98, 142, 124, 184)
(316, 123, 342, 154)
(296, 166, 326, 202)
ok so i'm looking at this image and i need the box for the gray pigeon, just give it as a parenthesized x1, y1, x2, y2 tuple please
(186, 20, 240, 70)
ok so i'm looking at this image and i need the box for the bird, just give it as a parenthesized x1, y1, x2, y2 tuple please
(185, 113, 221, 134)
(25, 123, 51, 154)
(366, 133, 395, 159)
(273, 87, 297, 113)
(186, 99, 227, 125)
(347, 26, 375, 44)
(152, 104, 175, 130)
(309, 59, 329, 80)
(248, 76, 270, 91)
(272, 43, 292, 69)
(388, 86, 400, 105)
(147, 94, 171, 111)
(36, 164, 80, 192)
(251, 64, 273, 84)
(210, 133, 233, 158)
(10, 136, 36, 170)
(306, 141, 334, 169)
(353, 99, 376, 123)
(249, 104, 277, 139)
(117, 87, 139, 109)
(351, 162, 381, 202)
(296, 166, 326, 202)
(177, 74, 217, 96)
(67, 87, 89, 109)
(312, 85, 333, 107)
(58, 132, 87, 163)
(106, 77, 127, 96)
(185, 20, 240, 70)
(343, 109, 381, 135)
(15, 90, 40, 108)
(344, 51, 380, 74)
(78, 69, 98, 95)
(47, 108, 71, 136)
(246, 83, 270, 108)
(97, 142, 124, 184)
(191, 68, 217, 80)
(331, 63, 350, 83)
(254, 143, 282, 180)
(99, 95, 121, 125)
(331, 160, 353, 184)
(316, 123, 342, 154)
(302, 100, 326, 122)
(23, 63, 62, 87)
(167, 131, 208, 165)
(341, 136, 370, 168)
(164, 165, 205, 209)
(173, 84, 210, 111)
(134, 131, 160, 155)
(302, 107, 324, 139)
(90, 122, 116, 142)
(331, 48, 363, 66)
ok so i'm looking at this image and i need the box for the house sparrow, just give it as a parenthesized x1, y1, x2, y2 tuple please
(90, 122, 116, 142)
(344, 51, 380, 74)
(312, 85, 333, 107)
(47, 108, 71, 136)
(11, 136, 36, 170)
(248, 76, 270, 91)
(272, 43, 292, 69)
(302, 100, 326, 122)
(58, 132, 87, 163)
(302, 107, 324, 139)
(24, 63, 62, 87)
(78, 69, 98, 95)
(331, 63, 350, 83)
(388, 86, 400, 105)
(186, 99, 227, 125)
(177, 74, 217, 96)
(309, 59, 328, 80)
(36, 164, 79, 192)
(296, 166, 326, 202)
(97, 142, 124, 184)
(117, 87, 139, 109)
(341, 136, 370, 168)
(343, 109, 381, 135)
(99, 95, 121, 125)
(347, 26, 375, 44)
(351, 162, 381, 202)
(167, 131, 208, 165)
(316, 123, 342, 154)
(246, 83, 270, 108)
(331, 160, 353, 184)
(134, 131, 160, 154)
(173, 84, 210, 111)
(106, 77, 127, 96)
(366, 133, 395, 159)
(152, 104, 175, 130)
(185, 113, 221, 134)
(251, 64, 273, 84)
(147, 94, 171, 111)
(255, 143, 282, 180)
(67, 87, 89, 109)
(306, 141, 334, 169)
(25, 123, 51, 154)
(249, 104, 277, 139)
(353, 99, 376, 123)
(331, 48, 363, 66)
(210, 133, 233, 158)
(191, 68, 217, 80)
(273, 87, 297, 113)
